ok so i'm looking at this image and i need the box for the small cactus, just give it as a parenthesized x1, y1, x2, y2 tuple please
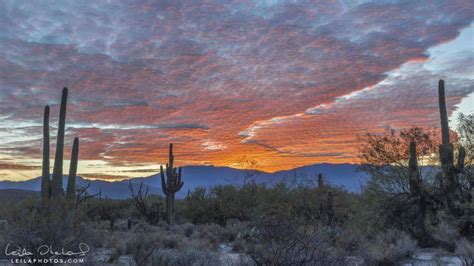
(326, 190, 334, 227)
(317, 173, 324, 189)
(408, 142, 421, 193)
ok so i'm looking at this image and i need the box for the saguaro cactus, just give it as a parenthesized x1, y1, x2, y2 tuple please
(41, 106, 51, 207)
(160, 143, 184, 225)
(317, 173, 324, 189)
(40, 88, 79, 230)
(408, 142, 426, 238)
(408, 142, 421, 194)
(51, 87, 68, 199)
(437, 80, 465, 206)
(326, 190, 334, 227)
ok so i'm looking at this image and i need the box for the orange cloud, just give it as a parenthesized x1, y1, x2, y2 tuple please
(0, 0, 473, 179)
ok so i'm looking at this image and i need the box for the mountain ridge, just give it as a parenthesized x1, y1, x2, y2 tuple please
(0, 163, 368, 199)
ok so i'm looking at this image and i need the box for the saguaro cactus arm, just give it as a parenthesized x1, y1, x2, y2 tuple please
(52, 87, 68, 198)
(160, 165, 167, 193)
(66, 137, 79, 201)
(174, 167, 184, 191)
(169, 143, 174, 167)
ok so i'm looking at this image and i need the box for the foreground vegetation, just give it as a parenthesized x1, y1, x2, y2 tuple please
(0, 167, 472, 265)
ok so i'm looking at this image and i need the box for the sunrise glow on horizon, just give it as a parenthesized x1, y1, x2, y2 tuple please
(1, 1, 473, 181)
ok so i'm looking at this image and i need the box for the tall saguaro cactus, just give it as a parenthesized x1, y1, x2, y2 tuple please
(160, 143, 184, 225)
(437, 80, 459, 205)
(41, 106, 51, 207)
(51, 87, 68, 199)
(437, 80, 466, 208)
(40, 88, 79, 231)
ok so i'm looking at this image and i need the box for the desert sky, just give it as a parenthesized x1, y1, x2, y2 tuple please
(0, 0, 473, 181)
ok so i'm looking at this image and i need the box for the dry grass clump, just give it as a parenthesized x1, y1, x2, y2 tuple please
(363, 229, 417, 265)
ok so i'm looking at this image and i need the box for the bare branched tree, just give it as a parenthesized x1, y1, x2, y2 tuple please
(128, 181, 161, 225)
(76, 183, 101, 204)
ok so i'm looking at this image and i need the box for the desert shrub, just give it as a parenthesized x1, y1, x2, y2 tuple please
(363, 229, 417, 265)
(454, 198, 474, 238)
(184, 183, 265, 225)
(181, 222, 196, 237)
(126, 234, 156, 265)
(220, 221, 250, 243)
(210, 185, 251, 223)
(181, 187, 215, 224)
(192, 224, 224, 248)
(152, 249, 216, 266)
(334, 227, 366, 255)
(231, 237, 246, 253)
(246, 204, 343, 265)
(2, 197, 103, 262)
(180, 179, 356, 229)
(131, 221, 159, 233)
(455, 238, 474, 265)
(160, 235, 183, 249)
(430, 220, 460, 252)
(83, 198, 133, 222)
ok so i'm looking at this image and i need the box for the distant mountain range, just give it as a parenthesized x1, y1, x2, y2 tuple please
(0, 163, 368, 199)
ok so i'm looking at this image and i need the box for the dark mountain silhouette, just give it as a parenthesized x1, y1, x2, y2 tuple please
(0, 163, 368, 199)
